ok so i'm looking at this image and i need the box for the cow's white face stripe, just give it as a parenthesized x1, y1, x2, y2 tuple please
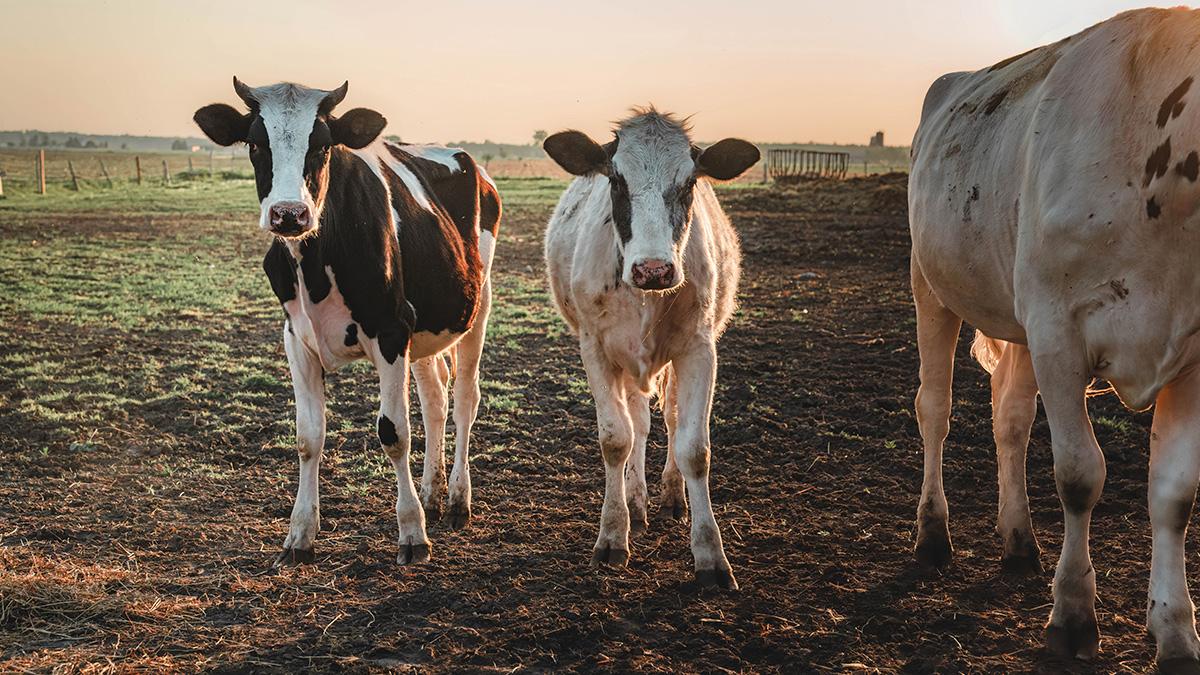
(611, 117, 695, 284)
(257, 87, 326, 231)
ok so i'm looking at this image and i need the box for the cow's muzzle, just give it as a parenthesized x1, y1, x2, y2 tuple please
(269, 201, 313, 237)
(630, 258, 678, 291)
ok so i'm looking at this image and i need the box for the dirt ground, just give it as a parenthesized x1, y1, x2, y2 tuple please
(0, 174, 1178, 672)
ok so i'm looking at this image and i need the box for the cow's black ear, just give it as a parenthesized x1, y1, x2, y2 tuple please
(330, 108, 386, 149)
(544, 130, 610, 176)
(696, 138, 760, 181)
(194, 104, 250, 146)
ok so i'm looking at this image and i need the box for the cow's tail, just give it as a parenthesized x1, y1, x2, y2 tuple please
(970, 330, 1006, 374)
(969, 329, 1111, 397)
(652, 364, 673, 410)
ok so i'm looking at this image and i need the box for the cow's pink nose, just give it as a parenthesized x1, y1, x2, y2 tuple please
(631, 259, 677, 290)
(269, 201, 312, 235)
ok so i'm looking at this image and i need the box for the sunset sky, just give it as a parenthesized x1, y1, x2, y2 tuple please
(1, 0, 1191, 145)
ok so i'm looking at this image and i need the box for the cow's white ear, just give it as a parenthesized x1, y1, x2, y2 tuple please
(330, 108, 386, 149)
(696, 138, 760, 181)
(194, 104, 250, 146)
(544, 130, 610, 176)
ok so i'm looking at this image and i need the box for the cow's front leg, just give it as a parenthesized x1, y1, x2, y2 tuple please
(277, 321, 326, 566)
(673, 339, 737, 589)
(372, 339, 430, 565)
(1147, 370, 1200, 668)
(582, 337, 633, 566)
(412, 355, 450, 522)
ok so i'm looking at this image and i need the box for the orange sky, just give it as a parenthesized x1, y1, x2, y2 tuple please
(0, 1, 1191, 144)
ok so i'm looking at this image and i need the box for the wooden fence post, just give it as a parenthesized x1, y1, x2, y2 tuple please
(135, 156, 142, 185)
(68, 161, 79, 191)
(0, 171, 5, 199)
(188, 156, 194, 172)
(162, 160, 171, 185)
(37, 150, 45, 195)
(209, 149, 215, 177)
(99, 159, 113, 188)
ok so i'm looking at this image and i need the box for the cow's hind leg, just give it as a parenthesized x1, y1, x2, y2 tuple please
(1147, 370, 1200, 668)
(582, 337, 634, 566)
(372, 344, 431, 565)
(625, 386, 651, 533)
(912, 260, 962, 569)
(412, 356, 450, 522)
(277, 322, 326, 566)
(1027, 327, 1104, 660)
(990, 342, 1042, 573)
(658, 365, 687, 522)
(447, 275, 491, 530)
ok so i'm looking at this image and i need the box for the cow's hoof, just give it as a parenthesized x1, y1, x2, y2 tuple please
(590, 545, 629, 568)
(695, 567, 739, 591)
(1046, 617, 1100, 660)
(1001, 549, 1043, 575)
(630, 516, 648, 535)
(274, 547, 314, 567)
(914, 532, 952, 570)
(655, 501, 687, 522)
(423, 505, 443, 524)
(397, 541, 431, 566)
(447, 503, 471, 531)
(1159, 658, 1200, 675)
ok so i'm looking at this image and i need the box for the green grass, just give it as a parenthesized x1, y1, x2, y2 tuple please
(0, 176, 568, 216)
(0, 174, 575, 459)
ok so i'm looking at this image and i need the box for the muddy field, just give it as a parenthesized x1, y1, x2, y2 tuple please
(0, 174, 1177, 672)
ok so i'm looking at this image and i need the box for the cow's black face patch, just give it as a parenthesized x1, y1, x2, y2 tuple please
(609, 173, 633, 244)
(664, 176, 697, 242)
(247, 118, 274, 201)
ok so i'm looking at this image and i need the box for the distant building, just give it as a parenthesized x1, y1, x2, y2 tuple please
(869, 131, 885, 148)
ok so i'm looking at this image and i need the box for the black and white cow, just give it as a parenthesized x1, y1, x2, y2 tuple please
(194, 79, 500, 565)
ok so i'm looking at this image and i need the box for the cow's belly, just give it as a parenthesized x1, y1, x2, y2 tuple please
(411, 329, 464, 360)
(909, 192, 1026, 342)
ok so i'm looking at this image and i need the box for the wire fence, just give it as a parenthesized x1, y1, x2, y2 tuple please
(0, 149, 254, 194)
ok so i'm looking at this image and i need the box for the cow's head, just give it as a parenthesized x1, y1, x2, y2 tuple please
(544, 110, 759, 291)
(193, 78, 387, 238)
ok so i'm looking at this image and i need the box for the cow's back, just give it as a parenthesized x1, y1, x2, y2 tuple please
(911, 7, 1200, 407)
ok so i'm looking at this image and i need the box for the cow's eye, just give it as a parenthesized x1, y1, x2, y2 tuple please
(247, 142, 257, 153)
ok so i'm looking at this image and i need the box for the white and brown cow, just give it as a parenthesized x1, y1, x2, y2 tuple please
(542, 109, 759, 588)
(910, 8, 1200, 666)
(194, 79, 500, 565)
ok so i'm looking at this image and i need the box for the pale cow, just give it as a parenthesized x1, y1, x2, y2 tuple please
(910, 8, 1200, 667)
(542, 109, 759, 588)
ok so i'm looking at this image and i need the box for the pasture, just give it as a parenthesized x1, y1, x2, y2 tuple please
(0, 172, 1175, 672)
